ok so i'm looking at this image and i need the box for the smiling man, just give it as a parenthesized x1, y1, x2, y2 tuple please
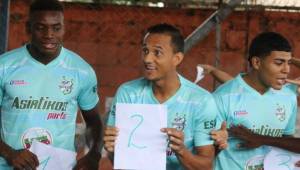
(103, 23, 223, 170)
(213, 32, 297, 170)
(0, 0, 102, 169)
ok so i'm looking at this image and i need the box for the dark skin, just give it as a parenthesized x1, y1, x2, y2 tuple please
(75, 104, 102, 170)
(229, 125, 299, 152)
(0, 10, 102, 170)
(0, 142, 39, 170)
(229, 125, 300, 167)
(26, 11, 64, 64)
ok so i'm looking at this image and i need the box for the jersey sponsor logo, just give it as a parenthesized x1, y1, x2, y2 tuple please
(47, 112, 67, 120)
(21, 127, 52, 149)
(275, 103, 286, 122)
(59, 76, 73, 95)
(11, 96, 68, 111)
(245, 155, 264, 170)
(250, 124, 284, 137)
(9, 80, 28, 85)
(234, 110, 248, 117)
(204, 119, 216, 129)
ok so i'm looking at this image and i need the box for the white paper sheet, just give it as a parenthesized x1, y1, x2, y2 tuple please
(264, 147, 300, 170)
(194, 65, 204, 83)
(114, 103, 168, 170)
(29, 141, 76, 170)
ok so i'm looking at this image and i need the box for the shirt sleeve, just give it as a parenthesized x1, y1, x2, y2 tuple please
(283, 96, 297, 135)
(213, 92, 229, 127)
(78, 67, 99, 110)
(106, 85, 130, 126)
(0, 63, 5, 106)
(193, 94, 218, 146)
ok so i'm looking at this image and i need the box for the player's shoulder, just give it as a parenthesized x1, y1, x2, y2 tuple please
(0, 46, 26, 64)
(63, 48, 92, 68)
(118, 77, 149, 92)
(180, 75, 214, 101)
(213, 75, 243, 96)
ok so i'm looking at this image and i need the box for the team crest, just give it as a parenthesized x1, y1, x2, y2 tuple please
(245, 155, 264, 170)
(59, 76, 73, 95)
(172, 113, 186, 131)
(167, 113, 187, 156)
(275, 103, 286, 122)
(21, 127, 52, 149)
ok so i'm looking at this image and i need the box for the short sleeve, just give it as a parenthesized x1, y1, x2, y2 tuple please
(284, 97, 297, 135)
(0, 63, 5, 106)
(106, 85, 130, 126)
(78, 67, 99, 110)
(194, 95, 218, 146)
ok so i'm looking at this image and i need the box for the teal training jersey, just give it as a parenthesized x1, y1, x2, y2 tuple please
(107, 75, 218, 170)
(213, 74, 297, 170)
(0, 45, 99, 169)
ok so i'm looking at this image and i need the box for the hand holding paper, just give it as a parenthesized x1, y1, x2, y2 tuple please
(194, 65, 204, 83)
(114, 103, 168, 170)
(264, 147, 300, 170)
(29, 141, 76, 170)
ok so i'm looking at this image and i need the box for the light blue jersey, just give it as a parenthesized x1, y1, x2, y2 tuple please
(213, 74, 297, 170)
(0, 45, 99, 169)
(107, 75, 218, 170)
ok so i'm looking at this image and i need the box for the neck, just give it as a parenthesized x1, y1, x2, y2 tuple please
(152, 72, 181, 103)
(243, 72, 268, 94)
(27, 44, 60, 65)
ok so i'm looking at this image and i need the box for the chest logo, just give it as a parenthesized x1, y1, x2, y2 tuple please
(275, 103, 286, 122)
(21, 127, 52, 149)
(59, 76, 73, 95)
(171, 113, 186, 131)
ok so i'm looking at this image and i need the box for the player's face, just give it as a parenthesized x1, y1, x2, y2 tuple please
(257, 51, 291, 90)
(27, 11, 64, 58)
(142, 33, 181, 81)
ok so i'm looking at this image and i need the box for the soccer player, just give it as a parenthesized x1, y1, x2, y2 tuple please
(104, 23, 221, 170)
(0, 0, 102, 169)
(213, 32, 297, 170)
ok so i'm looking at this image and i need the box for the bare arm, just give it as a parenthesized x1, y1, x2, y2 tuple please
(199, 64, 233, 83)
(177, 146, 215, 170)
(229, 125, 300, 153)
(291, 57, 300, 68)
(74, 102, 103, 170)
(0, 140, 39, 169)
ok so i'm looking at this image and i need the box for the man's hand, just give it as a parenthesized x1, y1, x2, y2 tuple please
(103, 126, 118, 153)
(73, 151, 101, 170)
(211, 121, 228, 150)
(229, 125, 262, 149)
(286, 78, 300, 94)
(295, 160, 300, 167)
(6, 149, 39, 170)
(198, 64, 215, 75)
(286, 78, 300, 85)
(161, 128, 186, 156)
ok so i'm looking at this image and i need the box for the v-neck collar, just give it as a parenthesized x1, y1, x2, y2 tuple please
(237, 73, 273, 97)
(23, 44, 65, 68)
(149, 74, 183, 105)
